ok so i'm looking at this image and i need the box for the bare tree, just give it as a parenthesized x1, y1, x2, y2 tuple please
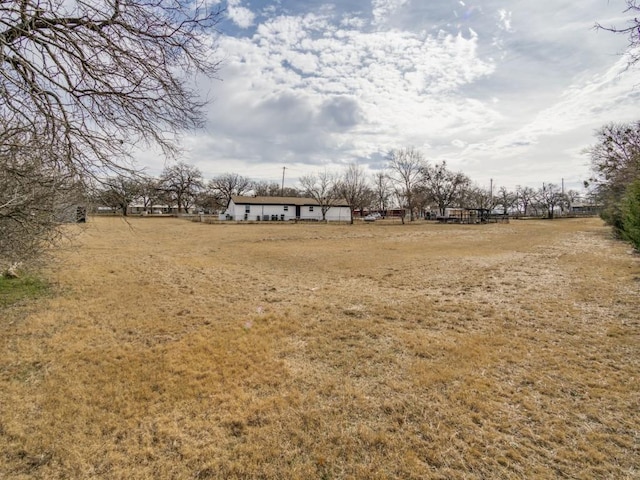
(421, 161, 470, 216)
(412, 188, 432, 219)
(0, 0, 223, 177)
(462, 185, 495, 211)
(564, 189, 581, 214)
(0, 128, 82, 273)
(253, 181, 282, 197)
(209, 173, 254, 208)
(336, 164, 370, 224)
(587, 122, 640, 188)
(387, 147, 426, 222)
(495, 186, 516, 215)
(586, 122, 640, 230)
(137, 176, 161, 214)
(596, 1, 640, 68)
(97, 175, 141, 216)
(372, 171, 392, 214)
(195, 188, 225, 214)
(159, 162, 203, 214)
(354, 186, 375, 218)
(299, 171, 340, 221)
(253, 181, 300, 197)
(0, 0, 222, 268)
(515, 185, 538, 216)
(537, 183, 565, 219)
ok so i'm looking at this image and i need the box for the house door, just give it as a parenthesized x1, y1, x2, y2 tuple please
(295, 205, 301, 218)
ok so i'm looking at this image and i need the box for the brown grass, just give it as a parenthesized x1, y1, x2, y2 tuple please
(1, 217, 638, 479)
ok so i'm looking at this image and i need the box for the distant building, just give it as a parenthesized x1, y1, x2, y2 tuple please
(223, 196, 351, 222)
(127, 204, 178, 215)
(570, 201, 602, 216)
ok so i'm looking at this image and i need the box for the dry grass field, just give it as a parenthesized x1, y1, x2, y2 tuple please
(1, 216, 638, 479)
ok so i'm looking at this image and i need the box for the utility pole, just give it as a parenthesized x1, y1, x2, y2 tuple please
(281, 166, 287, 196)
(490, 178, 493, 207)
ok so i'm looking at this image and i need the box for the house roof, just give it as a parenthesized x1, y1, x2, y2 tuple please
(230, 195, 350, 207)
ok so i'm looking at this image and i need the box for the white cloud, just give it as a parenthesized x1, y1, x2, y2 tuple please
(488, 53, 637, 151)
(497, 9, 512, 32)
(198, 10, 498, 174)
(371, 0, 410, 26)
(451, 52, 639, 189)
(340, 15, 366, 29)
(133, 0, 639, 191)
(227, 0, 255, 28)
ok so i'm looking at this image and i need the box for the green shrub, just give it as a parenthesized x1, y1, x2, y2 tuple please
(621, 179, 640, 250)
(600, 203, 625, 238)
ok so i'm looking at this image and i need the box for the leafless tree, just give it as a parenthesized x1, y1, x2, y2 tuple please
(195, 189, 225, 214)
(356, 187, 375, 217)
(514, 185, 538, 216)
(0, 0, 223, 177)
(586, 121, 640, 229)
(372, 171, 392, 214)
(159, 162, 203, 214)
(253, 181, 300, 197)
(564, 189, 581, 214)
(462, 184, 495, 211)
(596, 1, 640, 68)
(537, 183, 565, 219)
(336, 163, 370, 224)
(421, 161, 470, 216)
(0, 127, 83, 273)
(587, 122, 640, 196)
(137, 176, 162, 213)
(97, 175, 141, 216)
(253, 181, 282, 197)
(0, 0, 222, 269)
(209, 173, 254, 208)
(386, 147, 426, 222)
(299, 171, 340, 221)
(495, 186, 516, 215)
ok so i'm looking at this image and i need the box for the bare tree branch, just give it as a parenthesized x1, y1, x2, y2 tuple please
(386, 147, 425, 222)
(0, 0, 223, 177)
(336, 163, 370, 224)
(159, 161, 203, 214)
(209, 173, 254, 209)
(0, 0, 222, 269)
(595, 0, 640, 68)
(299, 171, 340, 221)
(0, 124, 85, 272)
(421, 161, 469, 217)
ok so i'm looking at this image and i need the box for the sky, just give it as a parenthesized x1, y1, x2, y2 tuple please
(138, 0, 640, 192)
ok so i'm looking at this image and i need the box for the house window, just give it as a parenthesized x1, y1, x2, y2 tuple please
(245, 205, 250, 213)
(309, 206, 314, 212)
(284, 205, 289, 211)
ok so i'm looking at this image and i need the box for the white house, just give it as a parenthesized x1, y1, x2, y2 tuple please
(127, 204, 178, 215)
(223, 196, 351, 222)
